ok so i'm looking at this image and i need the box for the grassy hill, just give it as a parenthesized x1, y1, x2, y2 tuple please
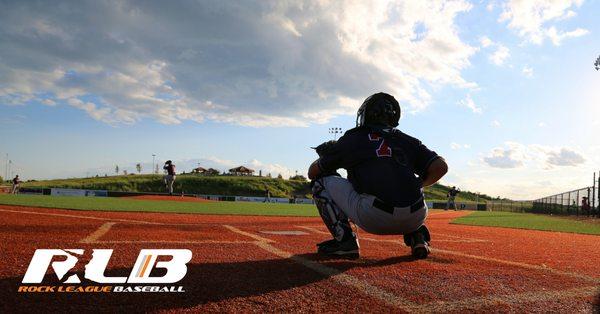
(20, 174, 492, 202)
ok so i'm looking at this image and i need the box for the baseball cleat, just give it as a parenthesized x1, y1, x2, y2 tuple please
(317, 238, 337, 248)
(404, 225, 431, 259)
(410, 233, 430, 259)
(317, 236, 360, 259)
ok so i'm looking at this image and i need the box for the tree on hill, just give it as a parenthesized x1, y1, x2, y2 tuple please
(136, 163, 142, 174)
(123, 170, 128, 175)
(289, 174, 307, 181)
(205, 168, 220, 176)
(115, 165, 119, 175)
(277, 173, 283, 179)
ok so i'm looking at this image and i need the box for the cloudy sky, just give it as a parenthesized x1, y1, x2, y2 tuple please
(1, 0, 599, 199)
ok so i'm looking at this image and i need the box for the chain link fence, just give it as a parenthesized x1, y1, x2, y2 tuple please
(532, 186, 599, 217)
(485, 200, 533, 213)
(485, 172, 600, 217)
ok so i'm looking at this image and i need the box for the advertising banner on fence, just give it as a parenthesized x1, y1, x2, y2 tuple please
(235, 196, 290, 203)
(51, 188, 108, 197)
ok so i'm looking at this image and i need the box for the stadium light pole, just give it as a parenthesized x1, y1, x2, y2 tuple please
(152, 154, 156, 175)
(329, 127, 342, 140)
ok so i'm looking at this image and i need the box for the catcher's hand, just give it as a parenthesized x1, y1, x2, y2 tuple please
(312, 140, 337, 157)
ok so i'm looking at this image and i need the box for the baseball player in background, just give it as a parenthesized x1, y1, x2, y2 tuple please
(11, 175, 22, 194)
(308, 92, 448, 259)
(163, 160, 176, 195)
(445, 186, 460, 211)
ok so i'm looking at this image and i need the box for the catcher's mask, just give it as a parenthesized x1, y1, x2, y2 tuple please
(356, 92, 401, 127)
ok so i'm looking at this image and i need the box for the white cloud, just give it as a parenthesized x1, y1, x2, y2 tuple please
(459, 94, 482, 113)
(478, 36, 509, 66)
(489, 44, 510, 65)
(530, 146, 586, 167)
(546, 148, 586, 166)
(499, 0, 588, 45)
(485, 142, 586, 169)
(0, 1, 478, 127)
(538, 122, 546, 127)
(491, 120, 501, 127)
(483, 142, 526, 168)
(480, 36, 493, 48)
(451, 142, 470, 150)
(546, 26, 589, 45)
(522, 66, 534, 77)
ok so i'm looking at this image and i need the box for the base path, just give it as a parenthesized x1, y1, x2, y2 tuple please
(1, 205, 598, 313)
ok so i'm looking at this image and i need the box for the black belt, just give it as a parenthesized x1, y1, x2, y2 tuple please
(373, 197, 425, 214)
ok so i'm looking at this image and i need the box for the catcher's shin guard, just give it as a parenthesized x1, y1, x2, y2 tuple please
(312, 178, 353, 241)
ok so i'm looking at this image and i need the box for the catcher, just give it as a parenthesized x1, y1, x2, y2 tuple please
(308, 92, 448, 259)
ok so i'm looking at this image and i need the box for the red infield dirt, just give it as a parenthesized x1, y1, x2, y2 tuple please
(124, 195, 215, 203)
(1, 205, 598, 313)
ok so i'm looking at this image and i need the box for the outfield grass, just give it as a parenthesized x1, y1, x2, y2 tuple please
(452, 211, 600, 235)
(0, 194, 319, 217)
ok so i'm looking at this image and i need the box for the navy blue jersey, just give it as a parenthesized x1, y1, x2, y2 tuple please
(318, 126, 440, 207)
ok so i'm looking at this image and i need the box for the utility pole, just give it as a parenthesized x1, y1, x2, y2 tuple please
(593, 172, 597, 214)
(597, 170, 600, 218)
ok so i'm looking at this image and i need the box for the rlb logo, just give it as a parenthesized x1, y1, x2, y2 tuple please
(20, 249, 192, 293)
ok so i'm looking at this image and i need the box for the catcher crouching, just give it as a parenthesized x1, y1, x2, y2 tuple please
(308, 92, 448, 259)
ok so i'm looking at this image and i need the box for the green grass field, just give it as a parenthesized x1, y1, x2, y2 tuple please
(0, 194, 318, 217)
(452, 211, 600, 235)
(18, 174, 493, 202)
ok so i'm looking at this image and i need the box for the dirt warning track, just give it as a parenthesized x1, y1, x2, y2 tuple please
(1, 205, 598, 313)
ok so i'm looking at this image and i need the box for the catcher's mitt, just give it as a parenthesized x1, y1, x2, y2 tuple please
(312, 140, 337, 157)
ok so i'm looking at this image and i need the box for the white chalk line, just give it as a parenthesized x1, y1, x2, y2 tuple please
(415, 285, 599, 313)
(297, 225, 599, 284)
(0, 208, 252, 227)
(229, 224, 600, 312)
(227, 225, 416, 311)
(79, 222, 116, 243)
(93, 240, 257, 244)
(5, 208, 598, 310)
(78, 221, 257, 245)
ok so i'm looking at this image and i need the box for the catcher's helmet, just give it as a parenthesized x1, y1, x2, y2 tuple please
(356, 92, 401, 127)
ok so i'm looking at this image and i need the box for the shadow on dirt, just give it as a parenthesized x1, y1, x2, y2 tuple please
(1, 253, 421, 312)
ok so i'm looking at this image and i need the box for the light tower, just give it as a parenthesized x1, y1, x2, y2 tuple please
(152, 154, 156, 175)
(329, 127, 343, 140)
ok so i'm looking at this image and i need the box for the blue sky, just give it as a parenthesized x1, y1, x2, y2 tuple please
(1, 0, 599, 199)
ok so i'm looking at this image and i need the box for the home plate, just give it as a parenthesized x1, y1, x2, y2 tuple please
(260, 230, 308, 236)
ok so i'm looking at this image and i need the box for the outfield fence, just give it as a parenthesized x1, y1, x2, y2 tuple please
(532, 186, 599, 217)
(528, 171, 600, 217)
(485, 200, 533, 213)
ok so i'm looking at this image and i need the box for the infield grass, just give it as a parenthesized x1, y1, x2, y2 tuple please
(452, 211, 600, 235)
(0, 194, 319, 217)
